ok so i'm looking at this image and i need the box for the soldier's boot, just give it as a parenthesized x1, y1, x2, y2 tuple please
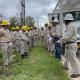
(24, 52, 29, 56)
(21, 54, 25, 59)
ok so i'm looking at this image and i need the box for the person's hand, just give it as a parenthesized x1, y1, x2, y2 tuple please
(60, 38, 64, 42)
(9, 42, 13, 47)
(60, 38, 66, 43)
(57, 40, 61, 43)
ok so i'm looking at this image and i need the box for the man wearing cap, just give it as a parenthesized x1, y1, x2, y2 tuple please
(61, 14, 80, 78)
(51, 17, 62, 59)
(0, 20, 13, 65)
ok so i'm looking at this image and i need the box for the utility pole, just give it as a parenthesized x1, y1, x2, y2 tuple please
(60, 0, 63, 26)
(60, 0, 65, 37)
(21, 0, 25, 26)
(37, 18, 39, 28)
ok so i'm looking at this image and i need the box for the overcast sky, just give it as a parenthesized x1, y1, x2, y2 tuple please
(0, 0, 58, 26)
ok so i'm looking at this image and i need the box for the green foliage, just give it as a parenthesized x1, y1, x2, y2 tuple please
(0, 52, 2, 59)
(0, 45, 70, 80)
(25, 16, 35, 27)
(9, 16, 17, 30)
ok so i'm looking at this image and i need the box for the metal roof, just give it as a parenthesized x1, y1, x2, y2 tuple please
(53, 0, 80, 14)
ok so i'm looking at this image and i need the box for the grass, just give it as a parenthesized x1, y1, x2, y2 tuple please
(0, 45, 70, 80)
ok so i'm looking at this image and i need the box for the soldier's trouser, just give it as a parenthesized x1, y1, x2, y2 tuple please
(29, 37, 34, 48)
(55, 42, 62, 59)
(25, 41, 29, 52)
(20, 40, 26, 55)
(47, 39, 53, 52)
(15, 40, 20, 53)
(44, 37, 48, 49)
(64, 43, 80, 74)
(62, 43, 66, 55)
(53, 43, 55, 53)
(0, 43, 12, 65)
(41, 36, 44, 42)
(40, 36, 44, 45)
(34, 36, 38, 47)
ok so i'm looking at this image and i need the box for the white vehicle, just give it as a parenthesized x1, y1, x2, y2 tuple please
(73, 21, 80, 48)
(73, 21, 80, 55)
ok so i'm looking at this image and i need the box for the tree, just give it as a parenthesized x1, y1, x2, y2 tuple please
(25, 16, 35, 27)
(0, 14, 4, 27)
(9, 16, 17, 26)
(9, 16, 20, 30)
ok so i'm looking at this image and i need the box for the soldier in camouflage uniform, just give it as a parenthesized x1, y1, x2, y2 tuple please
(44, 23, 48, 49)
(0, 20, 14, 65)
(33, 27, 39, 47)
(14, 26, 21, 53)
(39, 27, 45, 46)
(19, 26, 29, 58)
(28, 27, 34, 49)
(46, 25, 53, 52)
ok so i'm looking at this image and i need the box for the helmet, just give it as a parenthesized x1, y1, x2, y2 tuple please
(53, 18, 59, 23)
(27, 27, 30, 30)
(24, 26, 27, 30)
(1, 20, 10, 26)
(31, 27, 32, 29)
(22, 27, 25, 30)
(22, 26, 27, 31)
(64, 14, 74, 20)
(12, 27, 15, 30)
(45, 23, 48, 27)
(15, 26, 20, 30)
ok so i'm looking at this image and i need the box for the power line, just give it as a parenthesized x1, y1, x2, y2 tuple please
(21, 0, 25, 26)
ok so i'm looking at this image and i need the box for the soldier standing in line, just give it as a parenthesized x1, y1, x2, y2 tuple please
(27, 27, 33, 49)
(51, 18, 62, 59)
(46, 25, 53, 52)
(39, 27, 45, 46)
(0, 20, 13, 66)
(14, 26, 21, 53)
(44, 23, 48, 49)
(19, 26, 29, 58)
(61, 14, 80, 78)
(33, 27, 38, 47)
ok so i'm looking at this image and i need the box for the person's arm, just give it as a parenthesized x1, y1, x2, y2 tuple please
(61, 25, 74, 42)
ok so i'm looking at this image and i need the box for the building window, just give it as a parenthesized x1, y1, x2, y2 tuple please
(75, 12, 80, 21)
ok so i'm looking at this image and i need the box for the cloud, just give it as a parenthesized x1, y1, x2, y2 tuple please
(0, 0, 58, 26)
(39, 15, 48, 27)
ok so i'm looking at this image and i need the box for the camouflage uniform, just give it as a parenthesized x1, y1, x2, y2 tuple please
(44, 27, 48, 49)
(39, 29, 45, 45)
(33, 29, 39, 47)
(25, 31, 30, 52)
(19, 31, 28, 58)
(28, 30, 34, 49)
(0, 28, 13, 65)
(14, 31, 21, 53)
(46, 27, 53, 52)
